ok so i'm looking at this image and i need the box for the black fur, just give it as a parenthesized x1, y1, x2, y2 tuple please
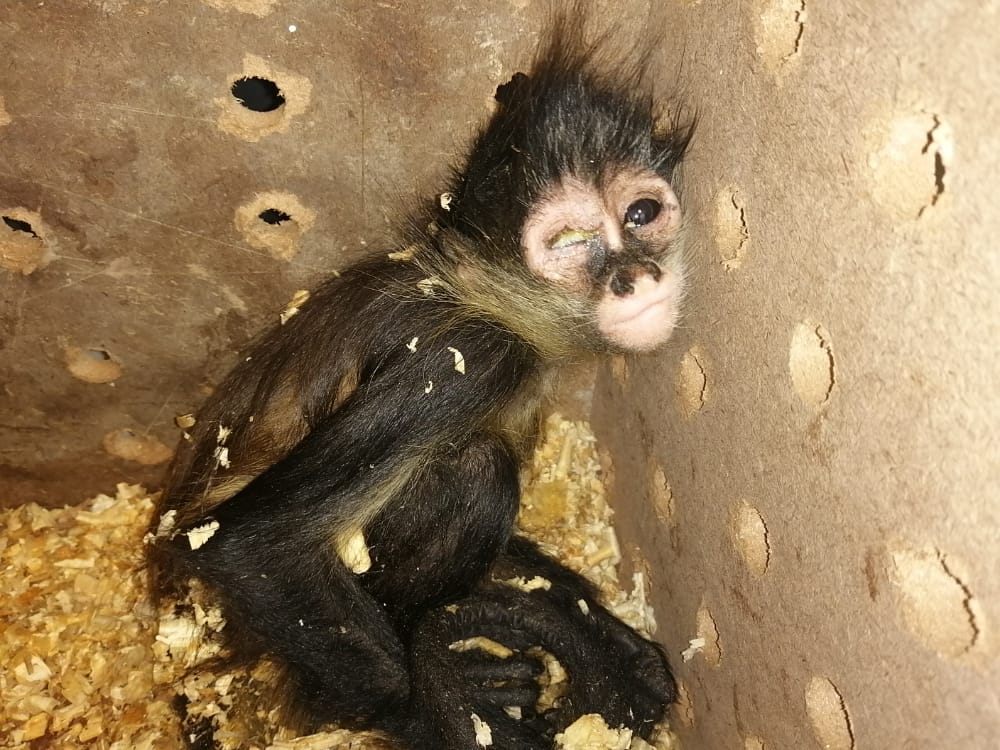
(149, 10, 690, 749)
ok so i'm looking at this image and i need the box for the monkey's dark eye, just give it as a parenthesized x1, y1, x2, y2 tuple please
(624, 199, 662, 228)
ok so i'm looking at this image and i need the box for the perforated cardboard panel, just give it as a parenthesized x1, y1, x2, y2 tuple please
(593, 1, 1000, 748)
(2, 2, 997, 748)
(0, 1, 545, 505)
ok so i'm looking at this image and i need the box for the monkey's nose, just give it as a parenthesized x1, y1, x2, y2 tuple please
(609, 260, 662, 297)
(610, 270, 636, 297)
(641, 259, 662, 282)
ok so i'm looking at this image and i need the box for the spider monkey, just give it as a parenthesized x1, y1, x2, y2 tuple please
(149, 9, 693, 749)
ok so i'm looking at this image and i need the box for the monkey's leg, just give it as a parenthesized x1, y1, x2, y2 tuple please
(359, 430, 523, 627)
(156, 425, 419, 726)
(357, 431, 557, 747)
(169, 505, 411, 727)
(161, 426, 532, 741)
(170, 525, 547, 749)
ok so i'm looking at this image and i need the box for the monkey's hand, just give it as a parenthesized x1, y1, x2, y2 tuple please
(402, 604, 553, 750)
(540, 602, 675, 739)
(487, 539, 676, 740)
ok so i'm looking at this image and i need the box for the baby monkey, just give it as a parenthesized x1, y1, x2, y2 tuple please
(149, 10, 692, 750)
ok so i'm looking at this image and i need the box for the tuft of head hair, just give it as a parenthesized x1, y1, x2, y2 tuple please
(439, 5, 694, 256)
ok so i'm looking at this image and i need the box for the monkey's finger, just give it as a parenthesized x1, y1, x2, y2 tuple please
(461, 654, 545, 684)
(478, 683, 542, 708)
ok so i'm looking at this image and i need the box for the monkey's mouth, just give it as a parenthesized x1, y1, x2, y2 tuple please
(613, 287, 675, 327)
(597, 280, 679, 353)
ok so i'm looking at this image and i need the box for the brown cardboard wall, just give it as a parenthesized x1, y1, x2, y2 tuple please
(1, 1, 998, 748)
(0, 1, 550, 506)
(592, 1, 1000, 748)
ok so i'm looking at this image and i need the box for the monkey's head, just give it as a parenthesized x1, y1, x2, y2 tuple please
(439, 22, 694, 358)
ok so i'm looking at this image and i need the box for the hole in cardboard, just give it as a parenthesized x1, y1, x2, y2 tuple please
(258, 208, 292, 225)
(756, 0, 807, 72)
(231, 76, 285, 112)
(65, 346, 122, 384)
(744, 737, 766, 750)
(649, 465, 674, 524)
(674, 680, 695, 728)
(1, 208, 51, 275)
(889, 546, 981, 658)
(731, 500, 770, 577)
(805, 677, 854, 750)
(3, 216, 39, 237)
(696, 603, 722, 667)
(677, 345, 708, 417)
(920, 115, 950, 215)
(102, 429, 173, 466)
(715, 188, 750, 271)
(235, 192, 316, 261)
(931, 151, 946, 205)
(216, 56, 312, 142)
(867, 112, 953, 220)
(788, 322, 835, 409)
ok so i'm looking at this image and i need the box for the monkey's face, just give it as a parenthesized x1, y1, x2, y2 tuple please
(522, 168, 684, 352)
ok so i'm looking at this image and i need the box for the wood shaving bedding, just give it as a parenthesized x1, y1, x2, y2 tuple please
(0, 484, 179, 748)
(0, 415, 677, 749)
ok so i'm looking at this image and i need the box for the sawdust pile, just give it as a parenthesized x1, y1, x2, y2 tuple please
(0, 484, 177, 748)
(0, 415, 678, 749)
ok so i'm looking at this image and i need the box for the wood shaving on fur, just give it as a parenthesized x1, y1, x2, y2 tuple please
(556, 713, 633, 749)
(0, 415, 678, 749)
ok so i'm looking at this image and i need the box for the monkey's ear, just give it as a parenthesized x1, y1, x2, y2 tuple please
(494, 72, 530, 109)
